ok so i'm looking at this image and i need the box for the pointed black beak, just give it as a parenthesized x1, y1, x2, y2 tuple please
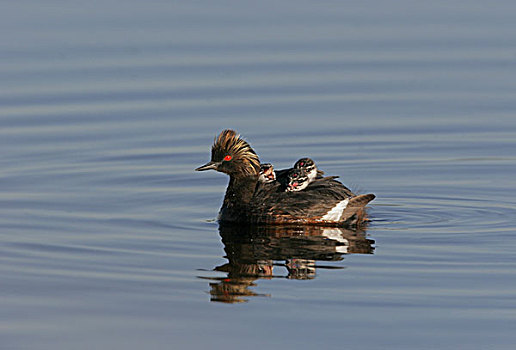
(195, 161, 219, 171)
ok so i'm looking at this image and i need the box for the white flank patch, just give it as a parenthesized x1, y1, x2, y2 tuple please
(335, 245, 349, 254)
(320, 198, 349, 222)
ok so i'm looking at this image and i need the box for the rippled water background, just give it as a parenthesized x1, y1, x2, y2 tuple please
(2, 1, 516, 349)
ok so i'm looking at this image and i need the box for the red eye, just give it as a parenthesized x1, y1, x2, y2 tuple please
(223, 155, 232, 161)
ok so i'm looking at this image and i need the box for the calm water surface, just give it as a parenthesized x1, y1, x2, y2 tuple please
(1, 1, 516, 349)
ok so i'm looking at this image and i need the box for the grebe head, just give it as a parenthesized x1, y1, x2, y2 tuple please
(294, 157, 318, 182)
(258, 163, 276, 183)
(285, 168, 309, 192)
(196, 129, 260, 177)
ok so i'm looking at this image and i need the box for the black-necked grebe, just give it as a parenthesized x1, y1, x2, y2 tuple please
(195, 129, 375, 227)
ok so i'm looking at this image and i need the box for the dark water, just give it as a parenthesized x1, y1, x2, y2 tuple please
(2, 1, 516, 349)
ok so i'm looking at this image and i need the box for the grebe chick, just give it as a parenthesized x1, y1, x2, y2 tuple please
(285, 168, 310, 192)
(258, 163, 276, 183)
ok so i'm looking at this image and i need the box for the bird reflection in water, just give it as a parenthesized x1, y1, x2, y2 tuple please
(198, 224, 375, 303)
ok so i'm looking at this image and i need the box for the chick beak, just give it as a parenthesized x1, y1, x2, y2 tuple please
(195, 161, 219, 171)
(287, 182, 297, 191)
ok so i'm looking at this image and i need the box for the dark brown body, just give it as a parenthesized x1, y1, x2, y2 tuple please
(218, 174, 374, 227)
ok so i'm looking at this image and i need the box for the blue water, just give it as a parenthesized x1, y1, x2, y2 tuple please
(1, 1, 516, 349)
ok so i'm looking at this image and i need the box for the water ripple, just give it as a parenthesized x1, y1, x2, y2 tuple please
(373, 195, 515, 234)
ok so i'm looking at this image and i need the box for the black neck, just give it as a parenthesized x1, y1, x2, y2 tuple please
(222, 174, 258, 209)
